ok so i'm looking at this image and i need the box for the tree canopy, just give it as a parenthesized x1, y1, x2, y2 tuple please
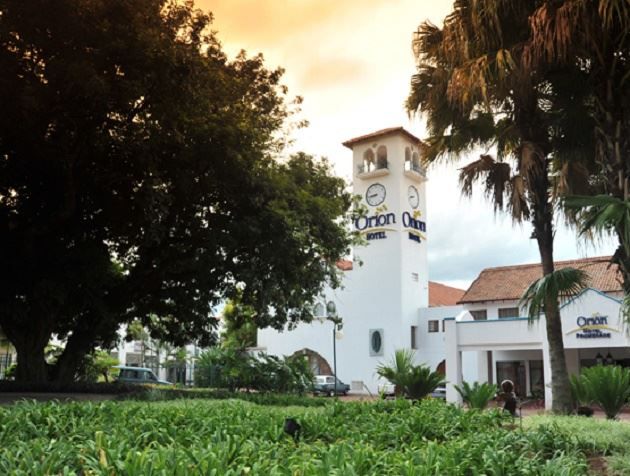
(0, 0, 355, 382)
(406, 0, 600, 413)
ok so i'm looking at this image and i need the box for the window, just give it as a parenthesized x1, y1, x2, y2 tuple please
(428, 320, 439, 333)
(411, 272, 419, 282)
(410, 326, 418, 349)
(470, 310, 487, 321)
(498, 307, 519, 319)
(313, 302, 324, 318)
(412, 152, 421, 172)
(376, 145, 387, 169)
(369, 329, 384, 356)
(362, 149, 375, 173)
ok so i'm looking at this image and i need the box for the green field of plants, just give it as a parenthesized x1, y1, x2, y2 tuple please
(0, 397, 623, 475)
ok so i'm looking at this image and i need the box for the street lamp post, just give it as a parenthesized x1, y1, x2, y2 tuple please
(326, 301, 342, 397)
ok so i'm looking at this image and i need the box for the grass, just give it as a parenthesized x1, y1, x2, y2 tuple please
(0, 397, 597, 475)
(527, 414, 630, 475)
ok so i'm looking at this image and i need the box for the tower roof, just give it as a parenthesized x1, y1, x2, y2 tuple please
(342, 127, 423, 149)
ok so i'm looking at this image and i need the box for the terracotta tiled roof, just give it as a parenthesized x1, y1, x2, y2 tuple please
(342, 127, 423, 149)
(459, 256, 621, 304)
(429, 281, 466, 307)
(336, 259, 353, 271)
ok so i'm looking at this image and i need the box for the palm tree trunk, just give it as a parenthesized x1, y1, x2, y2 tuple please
(534, 187, 573, 414)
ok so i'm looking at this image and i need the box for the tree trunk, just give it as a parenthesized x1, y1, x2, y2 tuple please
(535, 188, 573, 414)
(52, 344, 87, 384)
(51, 322, 100, 384)
(10, 329, 50, 383)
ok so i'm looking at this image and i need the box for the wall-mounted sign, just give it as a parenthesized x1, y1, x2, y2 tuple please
(566, 314, 619, 339)
(354, 212, 396, 231)
(353, 211, 428, 243)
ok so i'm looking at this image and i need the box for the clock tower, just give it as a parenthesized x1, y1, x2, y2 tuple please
(338, 127, 429, 368)
(257, 127, 432, 393)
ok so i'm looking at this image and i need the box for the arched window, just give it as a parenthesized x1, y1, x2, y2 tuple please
(412, 152, 421, 173)
(404, 147, 411, 171)
(376, 146, 387, 169)
(362, 149, 375, 173)
(313, 302, 325, 318)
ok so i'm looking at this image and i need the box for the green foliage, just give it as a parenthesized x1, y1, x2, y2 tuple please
(375, 349, 415, 396)
(220, 296, 257, 349)
(0, 0, 355, 383)
(520, 268, 589, 323)
(194, 348, 313, 394)
(376, 349, 445, 399)
(0, 398, 594, 475)
(454, 381, 497, 410)
(578, 365, 630, 419)
(569, 374, 592, 408)
(80, 351, 119, 383)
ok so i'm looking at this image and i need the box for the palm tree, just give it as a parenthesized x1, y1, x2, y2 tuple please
(525, 1, 630, 297)
(407, 0, 591, 413)
(376, 348, 415, 397)
(376, 349, 445, 399)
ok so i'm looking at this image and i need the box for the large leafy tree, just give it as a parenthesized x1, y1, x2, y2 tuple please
(407, 0, 593, 413)
(0, 1, 354, 383)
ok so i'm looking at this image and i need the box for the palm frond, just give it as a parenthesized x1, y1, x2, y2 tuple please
(564, 195, 630, 255)
(519, 267, 589, 322)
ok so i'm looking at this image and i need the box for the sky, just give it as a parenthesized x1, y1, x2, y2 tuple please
(199, 0, 617, 289)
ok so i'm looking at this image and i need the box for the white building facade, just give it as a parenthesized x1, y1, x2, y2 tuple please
(259, 127, 629, 405)
(259, 127, 460, 393)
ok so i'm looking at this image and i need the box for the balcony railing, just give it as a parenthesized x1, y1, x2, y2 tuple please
(404, 161, 425, 175)
(358, 160, 389, 175)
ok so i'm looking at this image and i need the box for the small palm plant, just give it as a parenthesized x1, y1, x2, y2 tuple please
(454, 381, 497, 410)
(580, 365, 630, 420)
(376, 349, 415, 397)
(406, 365, 446, 400)
(376, 349, 445, 399)
(569, 373, 593, 416)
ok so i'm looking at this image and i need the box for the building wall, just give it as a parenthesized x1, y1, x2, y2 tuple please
(259, 131, 430, 393)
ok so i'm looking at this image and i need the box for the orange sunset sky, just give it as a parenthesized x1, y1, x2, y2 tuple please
(197, 0, 616, 288)
(198, 0, 451, 173)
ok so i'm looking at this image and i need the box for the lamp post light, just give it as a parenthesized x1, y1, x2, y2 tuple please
(325, 301, 343, 397)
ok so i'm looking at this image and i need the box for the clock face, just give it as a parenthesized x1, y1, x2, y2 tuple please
(366, 183, 386, 206)
(408, 185, 420, 209)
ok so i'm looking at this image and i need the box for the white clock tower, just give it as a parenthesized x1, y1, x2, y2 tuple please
(340, 127, 429, 371)
(258, 127, 431, 393)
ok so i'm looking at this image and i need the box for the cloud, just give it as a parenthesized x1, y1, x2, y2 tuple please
(299, 58, 368, 89)
(198, 0, 391, 47)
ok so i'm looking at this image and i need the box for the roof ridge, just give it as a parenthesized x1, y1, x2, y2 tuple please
(342, 127, 423, 148)
(480, 255, 613, 273)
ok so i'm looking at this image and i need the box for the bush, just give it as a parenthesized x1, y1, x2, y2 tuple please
(376, 349, 445, 399)
(579, 365, 630, 419)
(454, 381, 497, 409)
(194, 347, 313, 394)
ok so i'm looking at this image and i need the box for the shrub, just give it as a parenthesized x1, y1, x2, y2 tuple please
(194, 347, 313, 394)
(454, 381, 497, 409)
(569, 373, 593, 416)
(579, 365, 630, 419)
(376, 349, 445, 399)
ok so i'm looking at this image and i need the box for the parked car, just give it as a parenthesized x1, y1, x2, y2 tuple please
(378, 382, 396, 397)
(430, 386, 446, 399)
(114, 365, 173, 385)
(312, 375, 350, 396)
